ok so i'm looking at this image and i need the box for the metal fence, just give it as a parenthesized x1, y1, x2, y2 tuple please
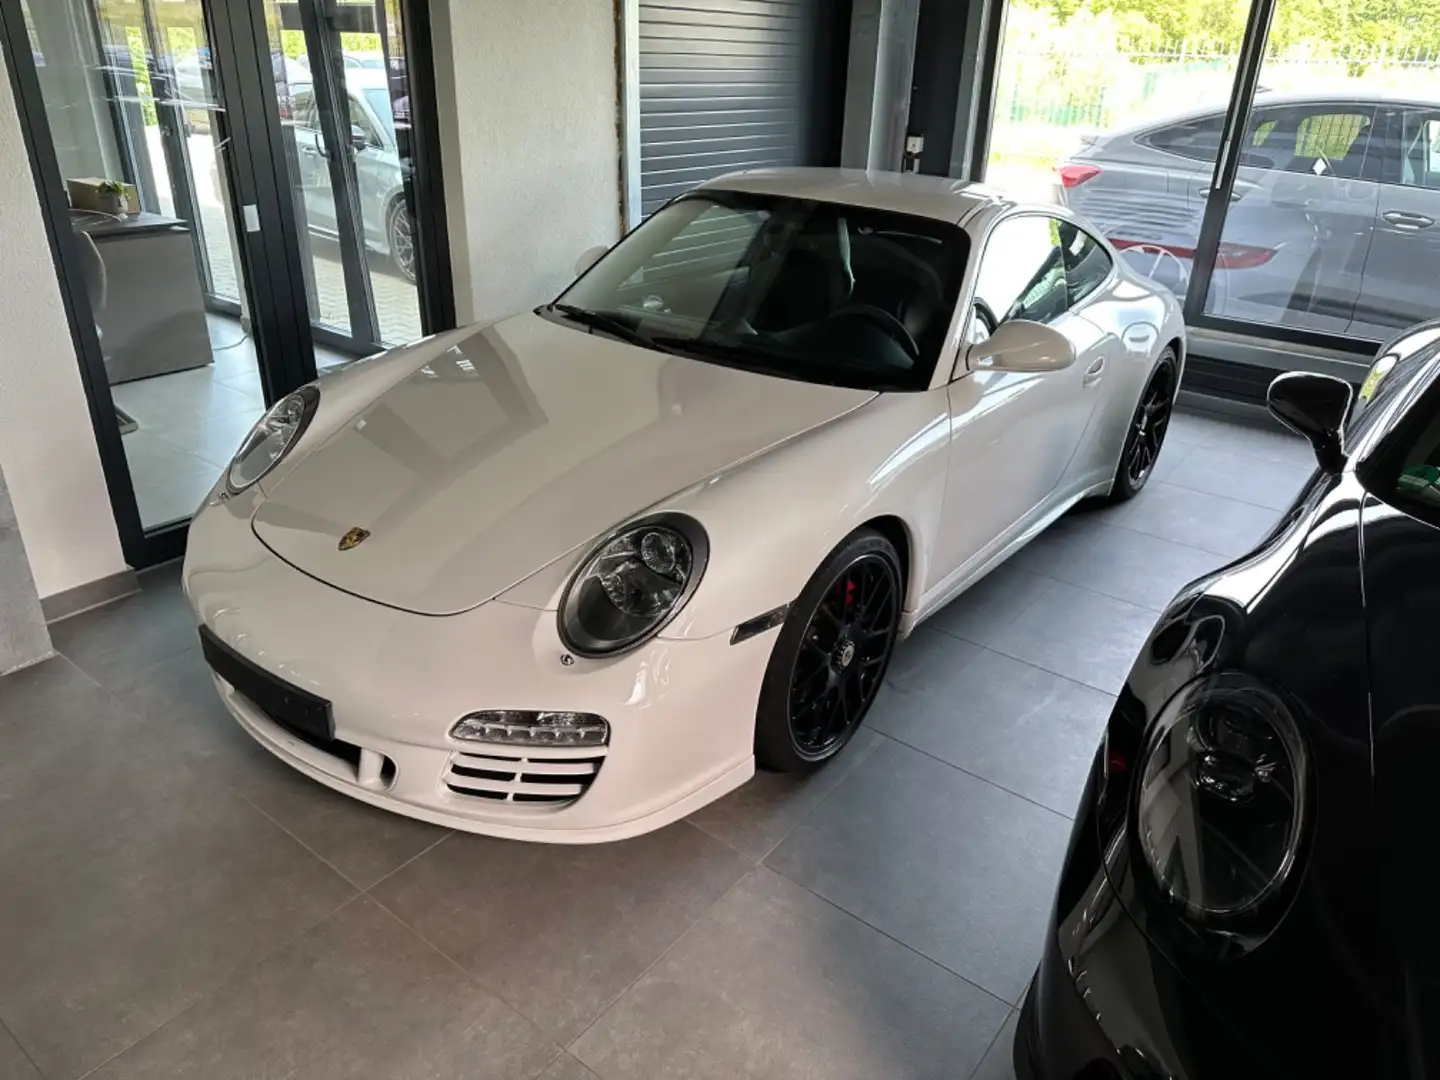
(987, 36, 1440, 189)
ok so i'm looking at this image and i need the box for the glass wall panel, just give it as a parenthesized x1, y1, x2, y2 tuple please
(23, 0, 265, 531)
(986, 4, 1252, 304)
(1204, 15, 1440, 341)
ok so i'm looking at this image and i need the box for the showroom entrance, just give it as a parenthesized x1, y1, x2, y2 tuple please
(0, 0, 452, 565)
(980, 0, 1438, 390)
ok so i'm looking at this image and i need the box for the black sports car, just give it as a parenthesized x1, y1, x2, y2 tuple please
(1017, 320, 1440, 1079)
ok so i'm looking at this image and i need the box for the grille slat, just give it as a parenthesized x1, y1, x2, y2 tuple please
(444, 747, 607, 807)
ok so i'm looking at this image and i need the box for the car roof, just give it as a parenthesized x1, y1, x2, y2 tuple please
(1111, 88, 1440, 137)
(341, 69, 390, 91)
(697, 167, 1012, 224)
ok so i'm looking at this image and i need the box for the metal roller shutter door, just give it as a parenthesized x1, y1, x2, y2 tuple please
(638, 0, 822, 216)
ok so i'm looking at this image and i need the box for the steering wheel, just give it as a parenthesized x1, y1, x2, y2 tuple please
(830, 304, 920, 361)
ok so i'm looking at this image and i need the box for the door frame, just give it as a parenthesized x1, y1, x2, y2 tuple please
(0, 0, 454, 571)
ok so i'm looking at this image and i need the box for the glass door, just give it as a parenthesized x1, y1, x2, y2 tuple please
(262, 0, 425, 359)
(1193, 0, 1440, 347)
(22, 0, 275, 532)
(6, 0, 450, 563)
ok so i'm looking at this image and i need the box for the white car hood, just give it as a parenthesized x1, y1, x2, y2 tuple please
(252, 312, 875, 615)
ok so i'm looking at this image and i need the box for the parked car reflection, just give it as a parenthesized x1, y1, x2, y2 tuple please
(1058, 90, 1440, 342)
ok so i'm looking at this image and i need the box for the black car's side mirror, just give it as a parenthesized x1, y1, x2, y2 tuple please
(1267, 371, 1353, 474)
(350, 124, 370, 152)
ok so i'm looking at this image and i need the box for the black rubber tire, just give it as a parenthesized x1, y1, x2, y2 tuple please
(1109, 348, 1178, 503)
(387, 199, 417, 283)
(754, 528, 902, 774)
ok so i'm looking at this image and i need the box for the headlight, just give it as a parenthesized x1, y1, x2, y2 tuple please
(1135, 672, 1308, 922)
(558, 513, 708, 657)
(227, 386, 319, 493)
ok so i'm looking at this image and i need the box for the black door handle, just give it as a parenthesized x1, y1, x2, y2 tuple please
(1383, 210, 1435, 230)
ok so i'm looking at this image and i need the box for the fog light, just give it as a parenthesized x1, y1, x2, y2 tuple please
(451, 710, 610, 747)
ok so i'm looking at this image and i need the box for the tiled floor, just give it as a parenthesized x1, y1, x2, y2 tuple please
(0, 408, 1316, 1080)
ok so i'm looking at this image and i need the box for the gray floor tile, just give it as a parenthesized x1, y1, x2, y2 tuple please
(986, 580, 1156, 695)
(971, 1009, 1020, 1080)
(1146, 438, 1191, 485)
(1010, 515, 1219, 611)
(688, 727, 885, 860)
(925, 563, 1053, 647)
(370, 823, 751, 1044)
(1166, 444, 1312, 511)
(0, 1024, 38, 1080)
(1201, 416, 1315, 468)
(0, 657, 203, 867)
(49, 561, 196, 688)
(538, 1054, 601, 1080)
(88, 898, 559, 1080)
(1099, 481, 1276, 558)
(0, 783, 354, 1080)
(112, 646, 448, 890)
(573, 868, 1009, 1080)
(885, 625, 983, 695)
(867, 649, 1112, 817)
(1161, 409, 1215, 447)
(766, 740, 1070, 1004)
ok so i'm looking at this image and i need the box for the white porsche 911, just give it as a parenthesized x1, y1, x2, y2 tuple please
(184, 168, 1184, 842)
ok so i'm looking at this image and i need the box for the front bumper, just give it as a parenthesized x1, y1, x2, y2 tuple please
(183, 492, 763, 842)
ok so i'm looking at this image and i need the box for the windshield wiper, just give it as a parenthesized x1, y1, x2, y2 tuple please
(547, 303, 658, 350)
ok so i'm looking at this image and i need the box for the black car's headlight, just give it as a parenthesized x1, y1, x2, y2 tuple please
(226, 386, 320, 494)
(558, 513, 708, 658)
(1135, 672, 1309, 923)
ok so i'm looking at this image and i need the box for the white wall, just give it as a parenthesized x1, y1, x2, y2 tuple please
(0, 48, 128, 600)
(433, 0, 622, 326)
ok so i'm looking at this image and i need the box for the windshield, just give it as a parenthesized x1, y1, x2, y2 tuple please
(362, 88, 395, 140)
(549, 191, 969, 391)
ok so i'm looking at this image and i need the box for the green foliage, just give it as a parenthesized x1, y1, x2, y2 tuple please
(1033, 0, 1440, 53)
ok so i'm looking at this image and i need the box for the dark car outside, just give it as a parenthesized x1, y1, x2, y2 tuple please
(1017, 318, 1440, 1079)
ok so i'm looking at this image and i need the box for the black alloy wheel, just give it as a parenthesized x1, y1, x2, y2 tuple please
(755, 529, 902, 772)
(388, 200, 417, 283)
(1111, 349, 1177, 501)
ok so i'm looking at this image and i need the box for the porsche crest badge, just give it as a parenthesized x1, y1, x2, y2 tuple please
(338, 527, 371, 552)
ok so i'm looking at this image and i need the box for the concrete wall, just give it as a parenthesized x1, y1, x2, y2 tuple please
(0, 47, 129, 602)
(0, 461, 50, 675)
(433, 0, 622, 326)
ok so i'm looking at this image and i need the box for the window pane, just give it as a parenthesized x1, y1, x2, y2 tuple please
(25, 0, 264, 531)
(1061, 222, 1113, 305)
(985, 21, 1244, 306)
(975, 215, 1069, 325)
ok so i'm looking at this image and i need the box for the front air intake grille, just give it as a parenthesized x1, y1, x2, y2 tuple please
(444, 746, 607, 807)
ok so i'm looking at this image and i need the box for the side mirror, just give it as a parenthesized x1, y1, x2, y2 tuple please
(350, 124, 369, 151)
(574, 244, 608, 278)
(1267, 371, 1352, 474)
(966, 319, 1076, 374)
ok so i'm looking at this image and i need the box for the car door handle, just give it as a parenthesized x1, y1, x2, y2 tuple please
(1383, 210, 1435, 230)
(1199, 186, 1243, 202)
(1082, 358, 1105, 386)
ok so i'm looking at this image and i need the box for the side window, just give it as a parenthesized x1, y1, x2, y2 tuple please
(1059, 222, 1113, 306)
(1244, 106, 1377, 178)
(972, 215, 1069, 337)
(1364, 395, 1440, 530)
(1143, 114, 1225, 162)
(348, 96, 380, 147)
(1391, 109, 1440, 190)
(292, 88, 317, 131)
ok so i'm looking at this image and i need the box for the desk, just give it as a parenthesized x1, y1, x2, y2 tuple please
(73, 210, 213, 385)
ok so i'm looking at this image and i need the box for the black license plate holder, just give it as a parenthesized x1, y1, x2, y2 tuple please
(199, 625, 334, 741)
